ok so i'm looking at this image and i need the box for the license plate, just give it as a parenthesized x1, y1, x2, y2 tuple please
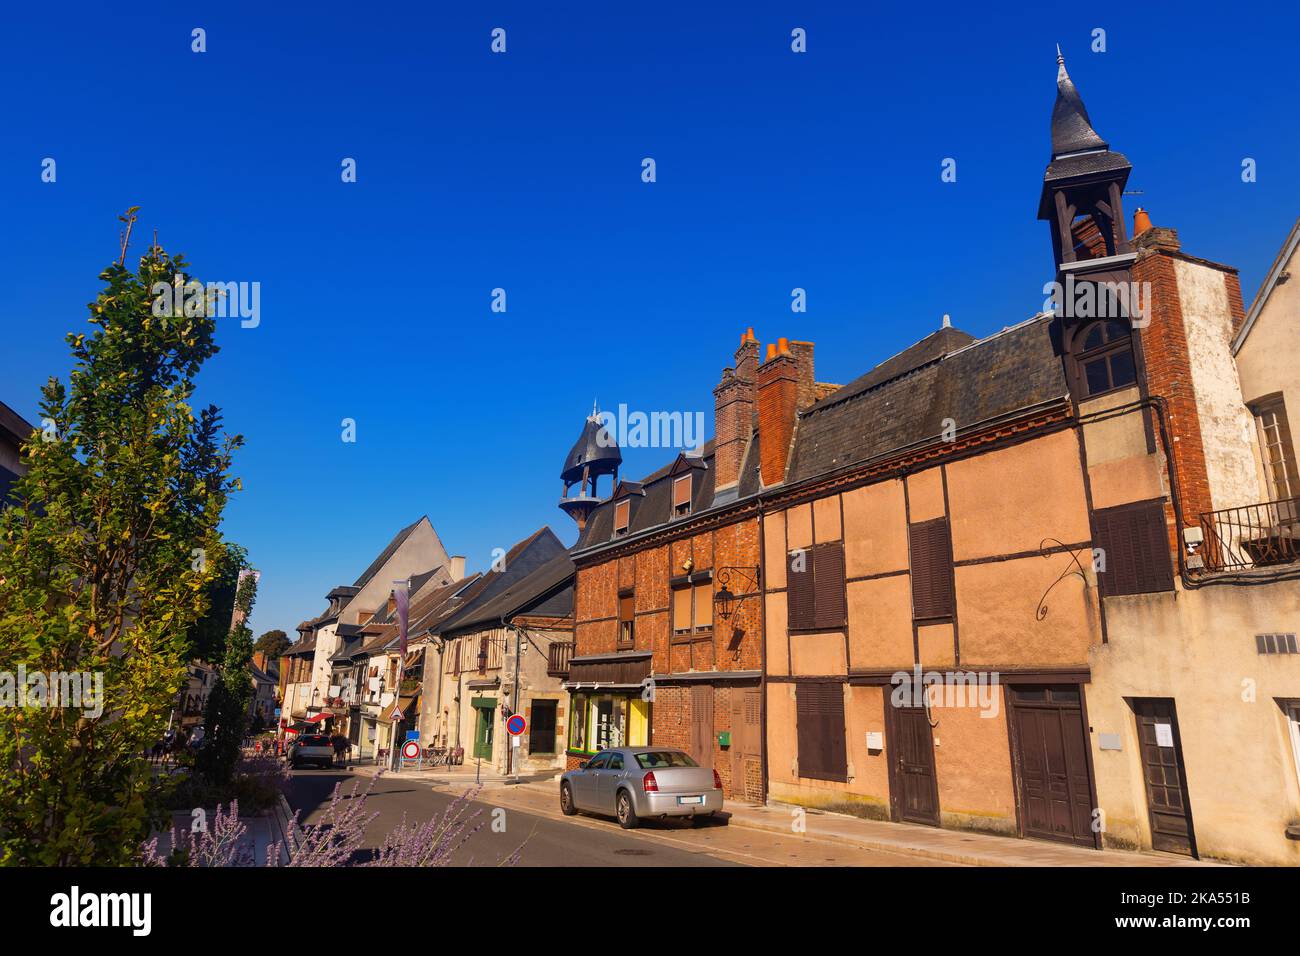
(677, 795, 703, 805)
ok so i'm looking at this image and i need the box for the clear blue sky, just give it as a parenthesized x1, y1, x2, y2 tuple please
(2, 2, 1296, 639)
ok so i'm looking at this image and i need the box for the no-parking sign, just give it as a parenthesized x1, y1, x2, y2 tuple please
(506, 714, 527, 737)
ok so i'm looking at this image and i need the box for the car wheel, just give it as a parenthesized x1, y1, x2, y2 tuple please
(291, 757, 300, 769)
(616, 790, 639, 830)
(560, 782, 577, 816)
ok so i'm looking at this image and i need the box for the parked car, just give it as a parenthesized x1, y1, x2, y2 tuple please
(287, 734, 335, 769)
(560, 747, 723, 829)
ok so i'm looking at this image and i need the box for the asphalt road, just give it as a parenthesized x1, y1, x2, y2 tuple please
(286, 768, 738, 866)
(286, 767, 960, 867)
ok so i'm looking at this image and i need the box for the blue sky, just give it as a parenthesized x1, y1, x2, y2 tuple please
(2, 2, 1296, 639)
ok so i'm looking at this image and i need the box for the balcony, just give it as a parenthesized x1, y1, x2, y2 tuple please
(547, 641, 574, 677)
(1197, 497, 1300, 573)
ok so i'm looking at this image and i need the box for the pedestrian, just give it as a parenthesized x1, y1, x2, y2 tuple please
(332, 733, 347, 767)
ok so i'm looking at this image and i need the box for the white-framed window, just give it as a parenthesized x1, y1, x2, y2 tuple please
(1252, 395, 1299, 501)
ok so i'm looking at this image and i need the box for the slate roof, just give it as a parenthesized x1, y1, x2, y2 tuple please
(787, 316, 1068, 483)
(438, 528, 569, 635)
(561, 414, 621, 484)
(0, 400, 34, 448)
(445, 551, 575, 632)
(1049, 53, 1109, 160)
(285, 634, 317, 657)
(575, 444, 716, 550)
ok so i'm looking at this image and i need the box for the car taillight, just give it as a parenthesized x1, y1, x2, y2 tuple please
(712, 769, 722, 790)
(642, 771, 659, 792)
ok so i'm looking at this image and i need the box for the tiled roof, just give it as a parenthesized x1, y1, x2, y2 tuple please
(438, 528, 568, 635)
(445, 551, 574, 632)
(0, 400, 34, 448)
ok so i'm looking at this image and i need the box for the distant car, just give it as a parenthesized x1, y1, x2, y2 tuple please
(287, 734, 335, 769)
(560, 747, 723, 829)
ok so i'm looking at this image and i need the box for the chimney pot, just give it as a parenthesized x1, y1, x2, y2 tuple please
(777, 337, 790, 355)
(765, 343, 777, 362)
(1133, 207, 1153, 237)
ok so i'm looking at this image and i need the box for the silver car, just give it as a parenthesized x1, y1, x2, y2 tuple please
(560, 747, 724, 829)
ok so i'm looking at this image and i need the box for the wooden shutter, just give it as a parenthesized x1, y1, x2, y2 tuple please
(613, 499, 630, 534)
(672, 586, 692, 631)
(673, 475, 693, 508)
(619, 593, 634, 624)
(694, 580, 713, 629)
(796, 682, 847, 781)
(910, 519, 955, 620)
(812, 542, 846, 629)
(1093, 500, 1174, 596)
(787, 549, 815, 630)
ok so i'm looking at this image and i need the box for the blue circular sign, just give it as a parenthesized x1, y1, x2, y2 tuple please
(506, 714, 527, 736)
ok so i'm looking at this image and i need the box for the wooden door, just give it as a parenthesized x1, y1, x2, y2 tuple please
(730, 689, 763, 803)
(690, 685, 714, 767)
(1009, 685, 1096, 847)
(1131, 698, 1196, 856)
(891, 705, 940, 826)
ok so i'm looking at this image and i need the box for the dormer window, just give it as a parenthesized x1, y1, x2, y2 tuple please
(673, 475, 692, 517)
(1073, 319, 1136, 398)
(613, 498, 630, 537)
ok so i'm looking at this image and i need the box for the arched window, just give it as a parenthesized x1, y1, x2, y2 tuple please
(1075, 319, 1136, 397)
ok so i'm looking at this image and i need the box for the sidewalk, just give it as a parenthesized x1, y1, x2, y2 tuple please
(346, 760, 561, 788)
(479, 779, 1217, 868)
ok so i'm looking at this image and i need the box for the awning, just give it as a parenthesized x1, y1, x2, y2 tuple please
(305, 712, 334, 724)
(396, 696, 418, 717)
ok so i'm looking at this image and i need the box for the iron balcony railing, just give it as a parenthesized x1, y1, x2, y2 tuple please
(546, 641, 574, 677)
(1198, 496, 1300, 572)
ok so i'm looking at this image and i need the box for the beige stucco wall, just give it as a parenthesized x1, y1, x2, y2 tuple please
(1088, 579, 1300, 865)
(1176, 259, 1264, 511)
(1235, 236, 1300, 501)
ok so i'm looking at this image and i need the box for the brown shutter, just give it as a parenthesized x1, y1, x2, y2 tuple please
(694, 580, 713, 629)
(796, 682, 847, 781)
(619, 593, 634, 623)
(1093, 500, 1174, 596)
(613, 499, 630, 533)
(812, 542, 846, 629)
(672, 586, 692, 631)
(910, 519, 954, 620)
(787, 549, 815, 630)
(673, 475, 692, 508)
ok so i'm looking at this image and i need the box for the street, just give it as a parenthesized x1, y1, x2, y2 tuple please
(285, 767, 961, 867)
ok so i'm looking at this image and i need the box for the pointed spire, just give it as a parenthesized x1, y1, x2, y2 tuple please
(1050, 46, 1108, 158)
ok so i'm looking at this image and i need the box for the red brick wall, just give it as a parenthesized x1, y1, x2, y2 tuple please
(1132, 250, 1214, 552)
(757, 353, 798, 486)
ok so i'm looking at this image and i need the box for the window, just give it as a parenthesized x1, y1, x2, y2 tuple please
(1285, 702, 1300, 798)
(567, 693, 649, 755)
(673, 474, 692, 517)
(796, 682, 847, 781)
(1251, 396, 1299, 501)
(613, 498, 631, 537)
(608, 753, 624, 770)
(1092, 499, 1174, 596)
(671, 578, 713, 638)
(618, 591, 635, 647)
(787, 542, 847, 631)
(635, 750, 698, 769)
(585, 752, 610, 769)
(909, 519, 955, 620)
(1075, 319, 1137, 398)
(529, 699, 557, 754)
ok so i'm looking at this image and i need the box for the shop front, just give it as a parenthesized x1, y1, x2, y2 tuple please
(563, 649, 653, 769)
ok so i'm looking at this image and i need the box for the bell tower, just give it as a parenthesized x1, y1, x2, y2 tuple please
(1038, 47, 1133, 268)
(558, 404, 621, 532)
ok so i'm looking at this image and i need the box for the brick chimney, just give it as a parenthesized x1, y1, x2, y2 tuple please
(757, 339, 799, 487)
(713, 329, 759, 491)
(787, 340, 818, 411)
(448, 555, 466, 581)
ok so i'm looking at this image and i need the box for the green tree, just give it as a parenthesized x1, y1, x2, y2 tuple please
(0, 212, 242, 865)
(197, 571, 257, 787)
(252, 628, 290, 662)
(185, 542, 248, 662)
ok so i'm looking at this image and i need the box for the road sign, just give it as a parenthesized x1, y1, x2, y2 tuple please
(387, 703, 404, 722)
(506, 714, 527, 737)
(402, 740, 421, 760)
(406, 729, 420, 741)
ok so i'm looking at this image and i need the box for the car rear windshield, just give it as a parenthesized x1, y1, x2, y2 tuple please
(634, 751, 699, 769)
(301, 735, 329, 746)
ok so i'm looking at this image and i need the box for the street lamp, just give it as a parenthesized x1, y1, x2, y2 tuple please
(713, 567, 760, 621)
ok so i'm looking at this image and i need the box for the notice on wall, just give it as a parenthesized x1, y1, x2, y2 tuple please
(1154, 723, 1174, 748)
